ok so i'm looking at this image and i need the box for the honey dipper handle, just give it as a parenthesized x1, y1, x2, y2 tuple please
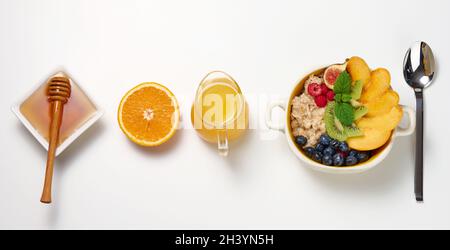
(40, 101, 64, 204)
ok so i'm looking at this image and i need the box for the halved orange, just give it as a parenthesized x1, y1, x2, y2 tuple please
(118, 82, 180, 146)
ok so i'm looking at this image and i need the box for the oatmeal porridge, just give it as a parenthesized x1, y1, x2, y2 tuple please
(291, 75, 326, 147)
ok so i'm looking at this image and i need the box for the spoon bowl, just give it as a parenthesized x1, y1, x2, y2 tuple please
(403, 42, 436, 89)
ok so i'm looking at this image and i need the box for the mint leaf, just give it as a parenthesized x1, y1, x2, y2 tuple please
(333, 71, 352, 94)
(334, 93, 342, 102)
(351, 80, 363, 100)
(342, 94, 352, 102)
(335, 102, 354, 126)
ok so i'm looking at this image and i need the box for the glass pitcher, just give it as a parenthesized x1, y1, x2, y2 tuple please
(191, 71, 249, 156)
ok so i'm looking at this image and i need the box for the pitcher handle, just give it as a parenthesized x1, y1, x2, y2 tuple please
(217, 129, 229, 156)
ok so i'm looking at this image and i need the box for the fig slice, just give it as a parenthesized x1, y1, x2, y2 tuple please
(324, 63, 347, 89)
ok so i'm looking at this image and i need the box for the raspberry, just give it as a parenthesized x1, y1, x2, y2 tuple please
(307, 83, 322, 97)
(326, 90, 335, 101)
(338, 151, 348, 158)
(320, 84, 329, 95)
(314, 95, 328, 108)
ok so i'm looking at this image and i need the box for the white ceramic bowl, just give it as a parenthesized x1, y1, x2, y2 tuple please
(266, 67, 416, 174)
(11, 70, 103, 157)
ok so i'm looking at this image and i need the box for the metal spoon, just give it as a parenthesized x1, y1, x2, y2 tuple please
(403, 41, 436, 202)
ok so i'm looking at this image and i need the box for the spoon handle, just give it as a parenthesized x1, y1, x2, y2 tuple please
(415, 91, 424, 202)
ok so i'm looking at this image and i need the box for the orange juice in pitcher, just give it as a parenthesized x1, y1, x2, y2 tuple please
(191, 71, 249, 156)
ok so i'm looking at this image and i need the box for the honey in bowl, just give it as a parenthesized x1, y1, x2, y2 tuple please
(19, 72, 98, 147)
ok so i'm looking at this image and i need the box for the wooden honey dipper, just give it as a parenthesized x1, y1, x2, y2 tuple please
(40, 76, 71, 204)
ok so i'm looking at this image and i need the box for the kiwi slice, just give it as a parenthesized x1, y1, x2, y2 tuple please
(351, 80, 363, 100)
(350, 99, 362, 108)
(325, 102, 348, 141)
(344, 125, 363, 138)
(334, 117, 344, 132)
(354, 106, 368, 120)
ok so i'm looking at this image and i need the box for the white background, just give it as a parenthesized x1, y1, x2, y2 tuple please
(1, 0, 449, 230)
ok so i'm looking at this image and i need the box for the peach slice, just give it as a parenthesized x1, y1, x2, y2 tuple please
(360, 68, 391, 103)
(366, 90, 400, 117)
(346, 56, 371, 87)
(347, 127, 392, 151)
(356, 105, 403, 132)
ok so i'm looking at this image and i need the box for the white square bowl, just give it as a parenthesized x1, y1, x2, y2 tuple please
(11, 70, 104, 157)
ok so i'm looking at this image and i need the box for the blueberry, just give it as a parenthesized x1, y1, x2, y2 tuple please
(315, 143, 325, 152)
(323, 147, 335, 156)
(357, 152, 370, 162)
(312, 152, 323, 162)
(348, 150, 358, 157)
(322, 154, 333, 166)
(295, 135, 307, 147)
(330, 139, 340, 149)
(304, 147, 315, 157)
(345, 155, 358, 166)
(339, 142, 350, 152)
(319, 134, 331, 146)
(333, 153, 344, 166)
